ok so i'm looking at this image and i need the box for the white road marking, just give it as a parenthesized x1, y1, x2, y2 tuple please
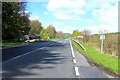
(59, 41, 63, 42)
(74, 66, 80, 76)
(70, 40, 75, 58)
(49, 43, 55, 46)
(70, 40, 80, 77)
(73, 59, 77, 64)
(2, 41, 57, 64)
(2, 42, 57, 64)
(2, 47, 45, 64)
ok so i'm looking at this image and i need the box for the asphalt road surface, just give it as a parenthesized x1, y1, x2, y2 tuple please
(1, 39, 114, 78)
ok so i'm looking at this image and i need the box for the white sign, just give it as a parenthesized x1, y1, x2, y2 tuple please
(100, 35, 105, 40)
(77, 36, 83, 38)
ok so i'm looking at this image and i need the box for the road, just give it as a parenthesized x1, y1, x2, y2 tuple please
(1, 39, 114, 78)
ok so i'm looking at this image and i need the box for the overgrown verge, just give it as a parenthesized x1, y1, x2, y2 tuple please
(72, 40, 119, 76)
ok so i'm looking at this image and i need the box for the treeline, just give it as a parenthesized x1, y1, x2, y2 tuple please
(40, 25, 66, 40)
(71, 29, 91, 42)
(2, 2, 30, 42)
(71, 29, 118, 57)
(30, 21, 70, 40)
(2, 2, 69, 42)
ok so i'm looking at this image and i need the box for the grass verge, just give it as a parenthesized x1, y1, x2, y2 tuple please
(0, 40, 47, 47)
(1, 38, 62, 47)
(50, 38, 62, 40)
(72, 40, 119, 75)
(1, 42, 29, 46)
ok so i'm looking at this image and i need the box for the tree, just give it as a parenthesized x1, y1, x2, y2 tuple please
(20, 15, 30, 36)
(40, 29, 50, 40)
(2, 2, 30, 42)
(29, 20, 43, 38)
(46, 25, 56, 39)
(56, 31, 64, 38)
(82, 29, 91, 42)
(72, 30, 80, 38)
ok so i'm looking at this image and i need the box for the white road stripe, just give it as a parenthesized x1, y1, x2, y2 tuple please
(74, 67, 80, 76)
(49, 43, 55, 46)
(70, 40, 75, 58)
(2, 42, 56, 64)
(2, 47, 44, 64)
(73, 59, 77, 64)
(70, 40, 80, 77)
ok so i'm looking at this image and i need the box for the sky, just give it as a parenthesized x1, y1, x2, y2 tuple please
(26, 0, 119, 34)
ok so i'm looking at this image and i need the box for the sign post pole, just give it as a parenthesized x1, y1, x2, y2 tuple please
(101, 38, 104, 53)
(100, 34, 105, 54)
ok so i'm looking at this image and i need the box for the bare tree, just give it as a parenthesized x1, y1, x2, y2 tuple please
(82, 29, 91, 42)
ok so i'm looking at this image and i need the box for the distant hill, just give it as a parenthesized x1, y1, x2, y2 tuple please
(109, 32, 120, 34)
(64, 33, 71, 35)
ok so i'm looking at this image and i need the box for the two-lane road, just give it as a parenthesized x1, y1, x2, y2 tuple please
(2, 39, 114, 78)
(2, 39, 76, 78)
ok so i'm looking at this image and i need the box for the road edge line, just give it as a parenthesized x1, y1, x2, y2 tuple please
(73, 59, 77, 64)
(74, 66, 80, 76)
(70, 40, 75, 58)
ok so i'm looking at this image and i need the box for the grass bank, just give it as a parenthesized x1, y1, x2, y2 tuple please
(1, 38, 62, 47)
(50, 38, 62, 40)
(1, 40, 47, 47)
(72, 40, 119, 75)
(1, 42, 30, 46)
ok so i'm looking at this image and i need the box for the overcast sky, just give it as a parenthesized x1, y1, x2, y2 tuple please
(26, 0, 119, 34)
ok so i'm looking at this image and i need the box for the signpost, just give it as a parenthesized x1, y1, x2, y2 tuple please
(100, 34, 105, 53)
(77, 36, 83, 38)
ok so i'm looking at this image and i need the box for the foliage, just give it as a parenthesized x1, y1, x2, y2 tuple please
(63, 33, 71, 38)
(46, 25, 56, 38)
(40, 29, 50, 40)
(82, 29, 91, 42)
(56, 31, 64, 38)
(29, 20, 43, 38)
(2, 2, 30, 42)
(19, 15, 30, 35)
(82, 33, 118, 57)
(72, 30, 80, 38)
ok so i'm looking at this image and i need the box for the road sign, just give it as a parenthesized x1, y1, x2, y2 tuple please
(77, 36, 83, 38)
(35, 34, 41, 36)
(100, 35, 105, 40)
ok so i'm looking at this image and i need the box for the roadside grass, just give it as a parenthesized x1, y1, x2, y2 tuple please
(72, 40, 119, 75)
(0, 38, 62, 47)
(1, 40, 47, 47)
(1, 42, 29, 46)
(50, 38, 62, 40)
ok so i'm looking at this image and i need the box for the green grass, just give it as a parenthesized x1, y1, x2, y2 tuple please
(1, 42, 29, 46)
(0, 40, 47, 47)
(50, 38, 62, 40)
(1, 38, 62, 47)
(72, 40, 119, 75)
